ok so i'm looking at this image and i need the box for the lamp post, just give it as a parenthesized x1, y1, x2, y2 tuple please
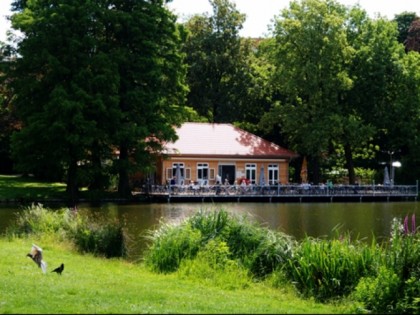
(391, 161, 402, 185)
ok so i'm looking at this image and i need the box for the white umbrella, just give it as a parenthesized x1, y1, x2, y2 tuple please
(383, 166, 390, 186)
(259, 165, 266, 186)
(175, 164, 182, 185)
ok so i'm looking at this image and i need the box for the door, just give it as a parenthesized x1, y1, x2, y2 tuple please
(218, 165, 236, 185)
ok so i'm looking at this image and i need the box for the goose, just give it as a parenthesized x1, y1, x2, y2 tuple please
(27, 244, 47, 274)
(52, 263, 64, 275)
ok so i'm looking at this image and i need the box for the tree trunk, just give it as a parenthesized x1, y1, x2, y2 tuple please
(309, 155, 320, 184)
(344, 143, 356, 184)
(89, 143, 107, 191)
(117, 143, 132, 198)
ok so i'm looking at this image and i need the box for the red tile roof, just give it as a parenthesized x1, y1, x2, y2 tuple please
(165, 122, 297, 159)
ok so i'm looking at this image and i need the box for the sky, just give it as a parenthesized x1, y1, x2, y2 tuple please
(1, 0, 420, 42)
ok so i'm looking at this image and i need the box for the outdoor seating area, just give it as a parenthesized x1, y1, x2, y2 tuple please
(140, 183, 418, 199)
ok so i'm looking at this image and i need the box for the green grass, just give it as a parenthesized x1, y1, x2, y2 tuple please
(0, 237, 356, 314)
(0, 174, 126, 202)
(0, 174, 67, 201)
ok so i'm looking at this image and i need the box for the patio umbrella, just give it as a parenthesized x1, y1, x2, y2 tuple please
(300, 156, 308, 183)
(175, 164, 182, 185)
(383, 166, 390, 186)
(259, 165, 266, 186)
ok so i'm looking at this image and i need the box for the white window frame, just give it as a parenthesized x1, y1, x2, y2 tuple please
(197, 163, 209, 183)
(268, 164, 279, 185)
(245, 163, 256, 184)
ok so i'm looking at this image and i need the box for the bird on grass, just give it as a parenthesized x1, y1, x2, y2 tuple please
(52, 263, 64, 275)
(27, 244, 47, 274)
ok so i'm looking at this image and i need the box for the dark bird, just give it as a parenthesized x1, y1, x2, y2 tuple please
(52, 263, 64, 275)
(27, 244, 47, 273)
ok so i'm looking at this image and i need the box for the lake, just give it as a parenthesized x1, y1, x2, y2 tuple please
(1, 201, 419, 260)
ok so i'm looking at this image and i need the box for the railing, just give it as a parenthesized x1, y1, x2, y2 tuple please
(139, 183, 419, 198)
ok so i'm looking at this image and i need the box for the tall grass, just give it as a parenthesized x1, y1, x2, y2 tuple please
(6, 203, 419, 314)
(283, 233, 380, 301)
(143, 209, 419, 314)
(6, 203, 128, 258)
(143, 208, 296, 279)
(352, 214, 420, 314)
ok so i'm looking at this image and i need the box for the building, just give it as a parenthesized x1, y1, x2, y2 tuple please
(156, 122, 297, 186)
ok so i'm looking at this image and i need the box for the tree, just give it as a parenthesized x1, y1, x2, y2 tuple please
(182, 0, 247, 123)
(343, 11, 417, 184)
(6, 0, 187, 201)
(393, 11, 418, 45)
(106, 0, 188, 197)
(270, 0, 353, 183)
(405, 18, 420, 52)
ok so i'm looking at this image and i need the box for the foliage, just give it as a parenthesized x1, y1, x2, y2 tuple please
(143, 220, 202, 273)
(352, 214, 420, 314)
(0, 238, 352, 314)
(182, 0, 263, 123)
(66, 211, 128, 258)
(143, 208, 296, 279)
(224, 216, 295, 278)
(6, 203, 128, 258)
(283, 232, 380, 302)
(6, 203, 69, 237)
(5, 0, 188, 201)
(393, 12, 419, 45)
(177, 238, 251, 290)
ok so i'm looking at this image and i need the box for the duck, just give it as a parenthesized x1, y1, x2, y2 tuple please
(27, 244, 47, 274)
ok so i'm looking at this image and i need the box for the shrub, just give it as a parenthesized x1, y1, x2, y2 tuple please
(143, 221, 202, 273)
(177, 238, 251, 290)
(283, 233, 380, 302)
(65, 212, 129, 258)
(143, 208, 296, 280)
(6, 203, 69, 237)
(352, 266, 401, 314)
(353, 214, 420, 314)
(7, 203, 129, 258)
(225, 220, 295, 278)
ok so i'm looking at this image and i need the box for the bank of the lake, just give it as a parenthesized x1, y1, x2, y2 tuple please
(0, 237, 356, 314)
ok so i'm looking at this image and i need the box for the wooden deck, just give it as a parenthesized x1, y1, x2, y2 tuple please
(138, 184, 419, 203)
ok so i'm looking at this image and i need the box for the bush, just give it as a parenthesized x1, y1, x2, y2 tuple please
(143, 208, 296, 280)
(353, 215, 420, 314)
(353, 266, 401, 314)
(6, 203, 70, 237)
(283, 233, 380, 302)
(177, 238, 251, 290)
(66, 212, 129, 258)
(143, 221, 202, 273)
(7, 203, 128, 258)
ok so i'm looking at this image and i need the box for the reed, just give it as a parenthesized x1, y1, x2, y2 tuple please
(284, 233, 380, 302)
(352, 214, 420, 314)
(143, 208, 296, 279)
(6, 203, 128, 258)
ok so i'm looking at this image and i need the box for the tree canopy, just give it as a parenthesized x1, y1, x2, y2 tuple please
(5, 0, 188, 202)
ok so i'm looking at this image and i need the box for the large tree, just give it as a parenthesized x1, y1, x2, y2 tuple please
(6, 0, 187, 201)
(270, 0, 353, 183)
(105, 1, 188, 197)
(182, 0, 247, 123)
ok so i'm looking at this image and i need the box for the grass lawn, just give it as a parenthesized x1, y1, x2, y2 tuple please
(0, 174, 124, 203)
(0, 174, 67, 201)
(0, 237, 356, 314)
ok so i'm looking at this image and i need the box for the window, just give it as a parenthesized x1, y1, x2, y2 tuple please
(197, 163, 209, 181)
(245, 163, 256, 184)
(268, 164, 279, 185)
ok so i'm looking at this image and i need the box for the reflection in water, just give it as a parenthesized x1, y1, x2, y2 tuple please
(1, 201, 419, 260)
